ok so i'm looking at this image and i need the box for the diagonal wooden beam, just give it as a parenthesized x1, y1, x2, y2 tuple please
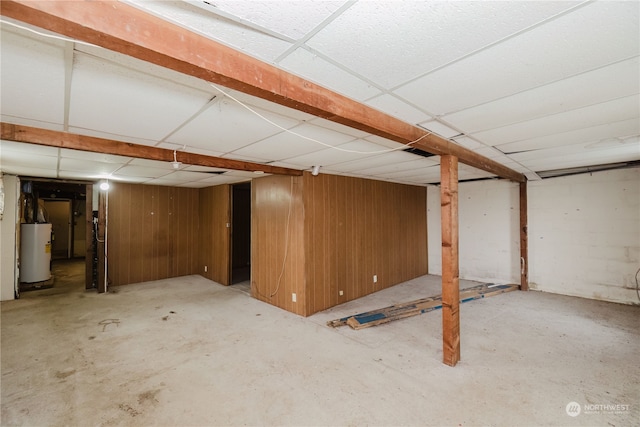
(0, 123, 303, 176)
(1, 0, 525, 183)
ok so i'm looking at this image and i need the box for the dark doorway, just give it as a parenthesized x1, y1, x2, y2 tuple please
(231, 182, 251, 285)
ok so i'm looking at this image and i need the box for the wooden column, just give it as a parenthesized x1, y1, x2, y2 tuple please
(97, 190, 107, 293)
(519, 181, 529, 291)
(440, 155, 460, 367)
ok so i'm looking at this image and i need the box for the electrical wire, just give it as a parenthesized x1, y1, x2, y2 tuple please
(209, 83, 433, 155)
(0, 19, 98, 48)
(270, 177, 294, 298)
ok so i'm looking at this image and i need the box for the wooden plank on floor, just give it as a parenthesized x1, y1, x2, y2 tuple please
(327, 284, 518, 330)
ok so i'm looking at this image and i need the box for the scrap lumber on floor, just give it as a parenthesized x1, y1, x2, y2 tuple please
(327, 283, 518, 330)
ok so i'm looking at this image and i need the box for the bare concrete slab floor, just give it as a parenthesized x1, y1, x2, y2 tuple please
(1, 270, 638, 426)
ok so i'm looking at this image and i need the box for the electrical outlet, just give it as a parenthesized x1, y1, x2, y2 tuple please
(292, 293, 297, 302)
(204, 266, 208, 272)
(373, 275, 378, 283)
(339, 290, 343, 296)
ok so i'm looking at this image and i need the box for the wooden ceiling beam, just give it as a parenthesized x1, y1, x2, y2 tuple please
(1, 123, 303, 176)
(1, 0, 525, 182)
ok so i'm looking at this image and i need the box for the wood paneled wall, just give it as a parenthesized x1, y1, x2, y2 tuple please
(107, 182, 199, 286)
(199, 185, 231, 285)
(303, 173, 427, 315)
(251, 175, 306, 315)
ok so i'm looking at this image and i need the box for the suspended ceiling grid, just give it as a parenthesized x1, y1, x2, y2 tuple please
(0, 0, 638, 188)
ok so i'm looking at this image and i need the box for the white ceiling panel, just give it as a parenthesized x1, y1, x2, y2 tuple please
(471, 95, 640, 147)
(278, 48, 381, 101)
(60, 149, 133, 164)
(444, 57, 640, 133)
(419, 120, 463, 139)
(58, 158, 125, 175)
(231, 122, 355, 160)
(510, 139, 640, 163)
(0, 27, 66, 125)
(125, 0, 293, 62)
(496, 118, 640, 154)
(1, 140, 59, 157)
(69, 53, 212, 141)
(307, 1, 578, 89)
(365, 94, 431, 124)
(166, 98, 300, 152)
(2, 165, 58, 179)
(0, 150, 58, 170)
(323, 149, 426, 174)
(517, 144, 640, 172)
(307, 118, 370, 139)
(278, 139, 386, 168)
(66, 127, 162, 148)
(191, 0, 346, 40)
(110, 165, 172, 179)
(395, 1, 639, 115)
(356, 157, 438, 176)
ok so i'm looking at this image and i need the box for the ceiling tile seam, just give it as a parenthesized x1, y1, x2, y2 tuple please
(157, 95, 220, 147)
(385, 0, 595, 93)
(72, 46, 216, 95)
(438, 53, 640, 122)
(62, 42, 74, 131)
(273, 0, 357, 64)
(182, 0, 296, 44)
(494, 117, 640, 153)
(466, 92, 640, 142)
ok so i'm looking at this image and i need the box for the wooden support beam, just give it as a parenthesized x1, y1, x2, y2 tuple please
(440, 155, 460, 367)
(0, 0, 525, 183)
(0, 123, 303, 176)
(519, 181, 529, 291)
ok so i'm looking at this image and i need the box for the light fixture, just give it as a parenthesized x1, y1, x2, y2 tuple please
(99, 180, 110, 191)
(171, 150, 182, 169)
(311, 165, 321, 176)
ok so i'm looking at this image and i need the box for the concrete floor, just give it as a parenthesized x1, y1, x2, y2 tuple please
(1, 261, 638, 426)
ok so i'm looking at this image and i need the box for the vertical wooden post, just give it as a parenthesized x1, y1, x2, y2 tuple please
(519, 181, 529, 291)
(440, 155, 460, 367)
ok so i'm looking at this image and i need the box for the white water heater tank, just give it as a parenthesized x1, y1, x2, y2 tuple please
(20, 223, 52, 283)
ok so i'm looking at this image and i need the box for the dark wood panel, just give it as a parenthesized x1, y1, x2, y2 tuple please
(303, 173, 428, 315)
(107, 182, 199, 286)
(252, 175, 306, 316)
(199, 185, 230, 285)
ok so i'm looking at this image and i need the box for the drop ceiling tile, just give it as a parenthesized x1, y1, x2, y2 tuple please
(366, 94, 432, 124)
(510, 139, 640, 163)
(56, 170, 113, 181)
(279, 48, 381, 101)
(60, 149, 133, 164)
(419, 120, 463, 139)
(307, 1, 578, 88)
(280, 139, 386, 168)
(166, 98, 300, 153)
(395, 1, 639, 114)
(231, 122, 355, 160)
(444, 57, 640, 133)
(496, 118, 640, 154)
(59, 158, 125, 175)
(518, 144, 640, 172)
(359, 158, 438, 176)
(2, 165, 57, 179)
(0, 28, 66, 125)
(221, 88, 316, 122)
(451, 136, 486, 151)
(111, 165, 171, 179)
(126, 0, 293, 62)
(324, 150, 426, 174)
(1, 140, 59, 157)
(471, 95, 640, 146)
(66, 127, 161, 148)
(472, 146, 506, 159)
(0, 116, 65, 133)
(307, 118, 370, 139)
(188, 0, 345, 40)
(69, 53, 212, 141)
(0, 151, 58, 170)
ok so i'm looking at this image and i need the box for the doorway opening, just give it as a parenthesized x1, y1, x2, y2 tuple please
(17, 178, 95, 296)
(231, 182, 251, 285)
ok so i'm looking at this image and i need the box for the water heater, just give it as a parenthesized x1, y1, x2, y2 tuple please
(20, 223, 52, 283)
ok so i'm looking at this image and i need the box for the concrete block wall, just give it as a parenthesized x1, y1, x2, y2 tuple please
(428, 166, 640, 305)
(427, 179, 520, 284)
(529, 167, 639, 305)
